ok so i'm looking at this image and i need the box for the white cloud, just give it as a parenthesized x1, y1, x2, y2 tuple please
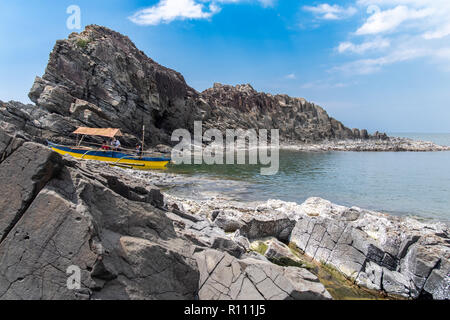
(303, 3, 357, 20)
(285, 73, 296, 79)
(356, 0, 450, 38)
(332, 0, 450, 74)
(356, 5, 433, 35)
(130, 0, 216, 25)
(338, 38, 390, 54)
(129, 0, 275, 25)
(334, 46, 429, 74)
(423, 23, 450, 40)
(215, 0, 275, 5)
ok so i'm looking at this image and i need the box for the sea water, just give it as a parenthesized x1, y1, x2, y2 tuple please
(167, 133, 450, 222)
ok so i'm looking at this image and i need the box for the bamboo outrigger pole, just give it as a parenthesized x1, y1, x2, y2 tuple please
(141, 125, 145, 159)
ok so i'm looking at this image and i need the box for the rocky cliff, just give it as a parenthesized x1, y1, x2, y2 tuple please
(1, 24, 381, 147)
(201, 83, 368, 143)
(27, 25, 203, 146)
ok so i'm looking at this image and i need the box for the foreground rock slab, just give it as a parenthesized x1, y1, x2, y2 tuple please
(195, 249, 331, 300)
(0, 142, 200, 299)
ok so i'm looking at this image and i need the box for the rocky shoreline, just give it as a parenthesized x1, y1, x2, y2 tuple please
(156, 136, 450, 155)
(281, 137, 450, 152)
(1, 127, 449, 300)
(0, 139, 332, 300)
(163, 191, 450, 300)
(113, 166, 450, 299)
(0, 134, 448, 300)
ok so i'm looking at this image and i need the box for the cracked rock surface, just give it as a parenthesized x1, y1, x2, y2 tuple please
(286, 198, 450, 299)
(169, 196, 450, 299)
(0, 140, 200, 300)
(195, 249, 331, 300)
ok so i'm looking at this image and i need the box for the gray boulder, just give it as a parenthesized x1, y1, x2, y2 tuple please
(238, 212, 295, 242)
(212, 209, 245, 233)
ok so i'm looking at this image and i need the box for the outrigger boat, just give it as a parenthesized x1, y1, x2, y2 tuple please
(48, 127, 171, 170)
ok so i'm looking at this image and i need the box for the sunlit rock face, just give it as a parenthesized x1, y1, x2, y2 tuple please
(23, 24, 369, 147)
(28, 25, 202, 146)
(201, 83, 358, 143)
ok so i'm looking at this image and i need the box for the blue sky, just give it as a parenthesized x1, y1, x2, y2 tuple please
(1, 0, 449, 132)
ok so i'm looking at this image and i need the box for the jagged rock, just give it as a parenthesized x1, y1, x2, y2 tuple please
(167, 195, 450, 299)
(28, 25, 203, 146)
(0, 100, 80, 145)
(381, 269, 410, 297)
(210, 237, 246, 258)
(201, 83, 361, 143)
(0, 129, 24, 163)
(213, 209, 245, 233)
(232, 231, 251, 251)
(194, 249, 332, 300)
(422, 259, 450, 300)
(287, 197, 450, 298)
(0, 143, 200, 299)
(165, 208, 245, 258)
(263, 238, 300, 264)
(238, 212, 295, 242)
(12, 25, 379, 149)
(183, 198, 450, 299)
(0, 142, 63, 242)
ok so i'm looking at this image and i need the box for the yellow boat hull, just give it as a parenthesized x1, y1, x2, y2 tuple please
(51, 147, 170, 170)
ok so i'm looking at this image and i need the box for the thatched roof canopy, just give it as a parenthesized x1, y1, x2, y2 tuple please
(73, 127, 123, 138)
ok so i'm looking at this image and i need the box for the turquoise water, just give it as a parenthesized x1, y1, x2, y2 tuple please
(167, 134, 450, 222)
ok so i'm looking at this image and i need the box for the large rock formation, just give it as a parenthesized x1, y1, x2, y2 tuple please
(0, 24, 377, 148)
(0, 138, 198, 299)
(201, 83, 357, 143)
(27, 25, 203, 146)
